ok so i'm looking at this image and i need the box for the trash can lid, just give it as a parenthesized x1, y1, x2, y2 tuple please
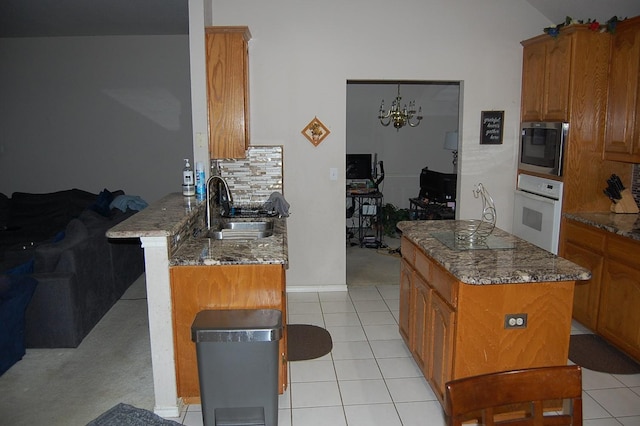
(191, 309, 282, 343)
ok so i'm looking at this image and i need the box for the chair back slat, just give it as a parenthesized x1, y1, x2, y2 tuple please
(444, 365, 582, 426)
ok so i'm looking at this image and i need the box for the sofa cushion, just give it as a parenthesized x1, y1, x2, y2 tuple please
(8, 189, 96, 239)
(78, 209, 111, 232)
(33, 219, 89, 273)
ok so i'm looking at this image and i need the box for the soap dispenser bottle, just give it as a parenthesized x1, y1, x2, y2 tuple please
(195, 162, 206, 200)
(182, 159, 195, 196)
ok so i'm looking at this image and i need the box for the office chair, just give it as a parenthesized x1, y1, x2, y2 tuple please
(444, 365, 582, 426)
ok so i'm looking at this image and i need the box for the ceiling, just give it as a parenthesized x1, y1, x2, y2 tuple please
(0, 0, 639, 38)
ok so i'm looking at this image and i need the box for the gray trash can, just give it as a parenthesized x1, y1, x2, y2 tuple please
(191, 309, 282, 426)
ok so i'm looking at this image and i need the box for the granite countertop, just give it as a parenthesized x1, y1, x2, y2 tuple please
(397, 220, 591, 285)
(106, 192, 204, 238)
(564, 212, 640, 242)
(172, 218, 288, 267)
(107, 192, 288, 267)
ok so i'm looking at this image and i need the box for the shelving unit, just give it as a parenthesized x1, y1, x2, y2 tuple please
(347, 191, 384, 248)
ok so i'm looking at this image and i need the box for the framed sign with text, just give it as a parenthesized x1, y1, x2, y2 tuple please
(480, 111, 504, 145)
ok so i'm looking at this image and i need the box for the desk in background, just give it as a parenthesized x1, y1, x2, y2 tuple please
(408, 197, 455, 220)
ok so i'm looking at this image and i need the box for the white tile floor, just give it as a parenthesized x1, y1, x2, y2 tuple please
(172, 285, 640, 426)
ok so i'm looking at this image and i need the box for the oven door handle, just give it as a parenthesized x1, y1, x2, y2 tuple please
(514, 189, 559, 204)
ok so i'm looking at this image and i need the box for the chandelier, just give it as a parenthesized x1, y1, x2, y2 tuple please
(378, 84, 423, 130)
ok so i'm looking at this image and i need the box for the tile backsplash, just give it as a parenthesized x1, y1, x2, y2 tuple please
(214, 146, 283, 206)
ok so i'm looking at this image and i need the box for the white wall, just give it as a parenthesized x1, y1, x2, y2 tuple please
(347, 82, 460, 209)
(0, 35, 193, 203)
(204, 0, 551, 290)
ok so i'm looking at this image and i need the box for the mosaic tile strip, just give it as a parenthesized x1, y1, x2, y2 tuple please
(214, 146, 283, 206)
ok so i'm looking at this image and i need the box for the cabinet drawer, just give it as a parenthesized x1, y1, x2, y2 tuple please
(414, 249, 432, 282)
(564, 220, 606, 253)
(401, 237, 416, 267)
(429, 261, 458, 308)
(607, 234, 640, 267)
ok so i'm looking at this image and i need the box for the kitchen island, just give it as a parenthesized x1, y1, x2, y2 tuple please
(106, 193, 288, 415)
(396, 220, 590, 404)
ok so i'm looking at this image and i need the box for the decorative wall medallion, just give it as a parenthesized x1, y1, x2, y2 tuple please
(301, 116, 330, 146)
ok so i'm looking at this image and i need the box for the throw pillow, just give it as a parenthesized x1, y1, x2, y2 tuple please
(33, 219, 89, 273)
(88, 188, 115, 217)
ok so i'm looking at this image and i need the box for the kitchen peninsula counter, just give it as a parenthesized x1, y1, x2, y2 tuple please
(106, 192, 289, 415)
(396, 219, 589, 405)
(107, 192, 288, 266)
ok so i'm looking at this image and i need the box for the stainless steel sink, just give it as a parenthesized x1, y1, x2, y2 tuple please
(205, 221, 274, 240)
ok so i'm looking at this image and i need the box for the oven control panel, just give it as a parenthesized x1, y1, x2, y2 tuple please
(517, 174, 563, 200)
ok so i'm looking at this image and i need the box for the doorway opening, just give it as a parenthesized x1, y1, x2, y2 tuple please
(345, 80, 461, 287)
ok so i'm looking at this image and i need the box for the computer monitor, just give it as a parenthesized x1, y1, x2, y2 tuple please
(419, 168, 457, 202)
(346, 154, 372, 180)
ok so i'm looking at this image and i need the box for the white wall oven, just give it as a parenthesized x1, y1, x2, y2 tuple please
(512, 174, 563, 254)
(519, 121, 569, 177)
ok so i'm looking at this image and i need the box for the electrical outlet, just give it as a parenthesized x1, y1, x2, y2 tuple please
(504, 313, 527, 329)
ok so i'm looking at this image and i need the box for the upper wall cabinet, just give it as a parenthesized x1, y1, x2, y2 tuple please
(521, 35, 572, 121)
(604, 16, 640, 163)
(205, 26, 251, 159)
(520, 26, 632, 213)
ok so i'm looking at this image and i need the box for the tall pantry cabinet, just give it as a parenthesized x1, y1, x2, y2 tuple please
(604, 16, 640, 163)
(205, 26, 251, 159)
(520, 25, 632, 213)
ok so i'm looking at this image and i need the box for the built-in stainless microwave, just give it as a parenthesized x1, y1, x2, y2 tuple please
(519, 122, 569, 177)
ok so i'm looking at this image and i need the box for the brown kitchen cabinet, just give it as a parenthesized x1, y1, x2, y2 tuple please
(400, 236, 574, 404)
(604, 16, 640, 163)
(520, 26, 633, 213)
(521, 34, 572, 121)
(560, 218, 640, 361)
(205, 26, 251, 159)
(412, 271, 431, 375)
(399, 258, 413, 346)
(170, 264, 287, 403)
(561, 219, 606, 330)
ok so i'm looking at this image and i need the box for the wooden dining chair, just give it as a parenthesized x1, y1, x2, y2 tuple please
(444, 365, 582, 426)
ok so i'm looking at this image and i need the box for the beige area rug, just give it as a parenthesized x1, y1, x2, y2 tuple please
(347, 236, 401, 286)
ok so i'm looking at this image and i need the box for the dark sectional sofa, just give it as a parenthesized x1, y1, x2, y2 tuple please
(0, 188, 144, 372)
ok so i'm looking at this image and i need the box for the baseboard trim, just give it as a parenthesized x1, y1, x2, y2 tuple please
(154, 400, 183, 419)
(287, 284, 348, 293)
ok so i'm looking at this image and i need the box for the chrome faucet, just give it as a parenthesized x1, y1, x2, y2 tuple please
(206, 175, 233, 229)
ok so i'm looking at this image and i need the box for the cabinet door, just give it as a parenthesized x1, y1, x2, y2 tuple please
(427, 291, 455, 403)
(521, 36, 572, 122)
(604, 19, 640, 162)
(542, 36, 572, 120)
(399, 259, 413, 346)
(599, 259, 640, 360)
(563, 241, 603, 330)
(206, 27, 251, 159)
(521, 41, 547, 121)
(170, 264, 286, 400)
(412, 273, 431, 376)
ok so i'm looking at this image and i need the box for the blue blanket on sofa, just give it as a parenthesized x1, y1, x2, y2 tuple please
(0, 274, 37, 375)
